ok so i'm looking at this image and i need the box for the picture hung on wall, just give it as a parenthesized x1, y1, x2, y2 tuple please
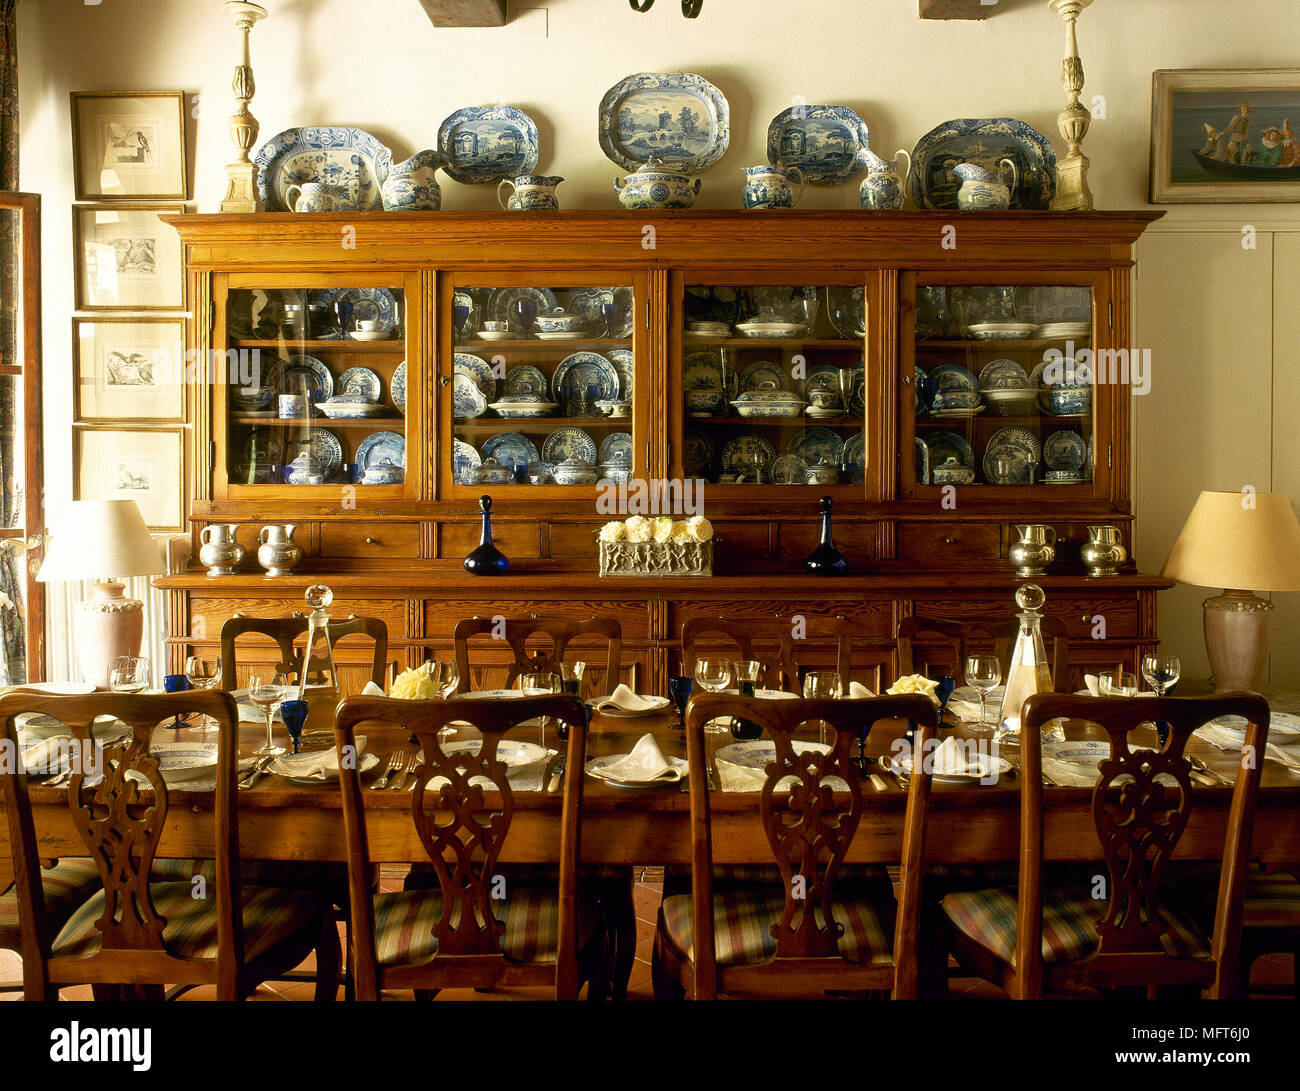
(74, 426, 184, 531)
(73, 204, 184, 311)
(1151, 68, 1300, 203)
(71, 91, 188, 201)
(73, 317, 186, 422)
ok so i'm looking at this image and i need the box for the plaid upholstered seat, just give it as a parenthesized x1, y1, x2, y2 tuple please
(151, 857, 347, 892)
(1170, 862, 1300, 932)
(371, 884, 600, 967)
(942, 885, 1210, 966)
(53, 882, 331, 963)
(0, 859, 102, 952)
(660, 883, 896, 968)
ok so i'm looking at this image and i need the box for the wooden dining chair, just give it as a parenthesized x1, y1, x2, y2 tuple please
(333, 694, 606, 1000)
(451, 616, 622, 696)
(0, 690, 340, 1001)
(679, 615, 855, 692)
(653, 692, 940, 1000)
(941, 692, 1269, 999)
(219, 613, 389, 693)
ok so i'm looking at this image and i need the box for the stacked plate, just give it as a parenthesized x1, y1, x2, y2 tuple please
(1037, 320, 1092, 340)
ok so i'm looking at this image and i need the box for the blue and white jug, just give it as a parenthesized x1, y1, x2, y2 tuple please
(381, 150, 444, 211)
(740, 164, 805, 210)
(859, 148, 912, 211)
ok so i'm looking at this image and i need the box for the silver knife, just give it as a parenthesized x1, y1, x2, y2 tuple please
(547, 755, 566, 792)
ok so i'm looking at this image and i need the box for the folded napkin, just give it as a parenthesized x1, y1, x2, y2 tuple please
(21, 736, 72, 776)
(1083, 674, 1100, 697)
(272, 735, 367, 781)
(715, 741, 848, 793)
(930, 736, 986, 777)
(590, 733, 685, 783)
(594, 685, 668, 713)
(946, 685, 1004, 724)
(1199, 718, 1300, 768)
(848, 682, 875, 699)
(1041, 757, 1103, 787)
(362, 681, 385, 696)
(425, 752, 557, 795)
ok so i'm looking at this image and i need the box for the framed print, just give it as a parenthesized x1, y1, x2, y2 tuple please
(71, 91, 188, 201)
(73, 204, 184, 311)
(1151, 69, 1300, 203)
(75, 427, 185, 531)
(74, 317, 186, 422)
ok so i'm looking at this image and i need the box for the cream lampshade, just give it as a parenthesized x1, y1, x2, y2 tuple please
(36, 500, 166, 689)
(1160, 491, 1300, 691)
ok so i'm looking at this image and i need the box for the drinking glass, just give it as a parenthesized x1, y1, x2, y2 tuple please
(694, 658, 731, 734)
(731, 659, 760, 698)
(601, 299, 621, 337)
(802, 670, 843, 745)
(162, 674, 190, 730)
(668, 675, 693, 730)
(1141, 653, 1181, 747)
(512, 298, 538, 335)
(559, 661, 586, 699)
(423, 659, 460, 739)
(1099, 671, 1139, 698)
(964, 655, 1002, 732)
(185, 656, 221, 735)
(248, 672, 289, 757)
(108, 657, 151, 694)
(453, 298, 471, 334)
(521, 671, 561, 747)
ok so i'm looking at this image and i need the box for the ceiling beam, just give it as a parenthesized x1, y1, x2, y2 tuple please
(417, 0, 508, 28)
(919, 0, 995, 19)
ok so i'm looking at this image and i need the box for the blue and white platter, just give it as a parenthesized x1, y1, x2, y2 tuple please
(924, 430, 975, 469)
(770, 451, 808, 485)
(928, 363, 978, 393)
(286, 430, 343, 480)
(552, 352, 619, 414)
(826, 285, 867, 338)
(503, 366, 550, 397)
(599, 432, 633, 464)
(681, 431, 713, 477)
(722, 433, 776, 476)
(391, 361, 406, 411)
(983, 426, 1041, 485)
(454, 352, 497, 400)
(914, 437, 930, 485)
(437, 106, 540, 185)
(453, 439, 481, 484)
(266, 355, 332, 404)
(356, 431, 406, 472)
(803, 364, 843, 400)
(486, 286, 560, 331)
(566, 288, 635, 339)
(482, 432, 540, 470)
(338, 367, 381, 402)
(910, 117, 1057, 211)
(542, 427, 597, 464)
(683, 352, 723, 392)
(739, 359, 790, 394)
(606, 348, 635, 398)
(254, 127, 392, 212)
(766, 105, 872, 185)
(598, 72, 730, 173)
(314, 288, 398, 336)
(787, 427, 844, 467)
(453, 373, 487, 418)
(844, 433, 866, 484)
(1043, 429, 1086, 472)
(977, 359, 1031, 391)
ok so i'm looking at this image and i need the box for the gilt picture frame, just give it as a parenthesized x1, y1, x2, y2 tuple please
(73, 204, 185, 311)
(71, 90, 188, 201)
(73, 316, 187, 422)
(74, 426, 185, 531)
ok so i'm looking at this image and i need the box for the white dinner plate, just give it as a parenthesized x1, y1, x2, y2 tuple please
(151, 742, 219, 782)
(888, 750, 1010, 783)
(270, 750, 380, 785)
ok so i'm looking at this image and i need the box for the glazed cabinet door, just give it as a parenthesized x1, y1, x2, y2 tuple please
(211, 271, 422, 501)
(440, 271, 651, 498)
(900, 270, 1115, 501)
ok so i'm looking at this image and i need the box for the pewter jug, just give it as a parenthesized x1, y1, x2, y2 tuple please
(1081, 524, 1127, 576)
(258, 524, 303, 577)
(1009, 524, 1056, 577)
(199, 524, 244, 576)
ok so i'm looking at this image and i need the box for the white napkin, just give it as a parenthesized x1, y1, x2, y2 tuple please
(271, 735, 367, 780)
(1084, 674, 1100, 697)
(21, 737, 72, 776)
(848, 682, 875, 699)
(715, 741, 848, 793)
(930, 736, 984, 776)
(1199, 718, 1300, 768)
(594, 685, 667, 713)
(947, 685, 1004, 724)
(362, 681, 385, 697)
(591, 733, 684, 783)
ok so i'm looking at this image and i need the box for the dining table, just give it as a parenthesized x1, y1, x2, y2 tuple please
(6, 693, 1300, 888)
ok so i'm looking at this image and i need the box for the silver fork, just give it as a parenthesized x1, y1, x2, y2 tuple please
(370, 751, 407, 790)
(399, 753, 422, 791)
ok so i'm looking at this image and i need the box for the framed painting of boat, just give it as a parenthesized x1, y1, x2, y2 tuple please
(1151, 69, 1300, 203)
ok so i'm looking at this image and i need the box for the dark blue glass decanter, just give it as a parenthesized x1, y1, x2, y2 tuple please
(464, 495, 509, 575)
(804, 495, 849, 575)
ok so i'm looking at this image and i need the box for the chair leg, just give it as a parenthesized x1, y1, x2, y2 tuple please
(313, 916, 342, 1002)
(651, 930, 685, 1001)
(600, 874, 637, 1001)
(581, 926, 611, 1002)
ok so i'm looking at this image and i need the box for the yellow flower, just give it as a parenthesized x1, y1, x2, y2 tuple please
(390, 667, 439, 700)
(686, 515, 713, 542)
(886, 674, 941, 705)
(653, 515, 675, 543)
(598, 520, 626, 543)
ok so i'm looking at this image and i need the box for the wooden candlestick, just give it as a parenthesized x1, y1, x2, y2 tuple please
(220, 2, 269, 213)
(1048, 0, 1094, 211)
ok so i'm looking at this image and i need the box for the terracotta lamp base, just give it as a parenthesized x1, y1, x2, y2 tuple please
(1204, 588, 1272, 692)
(76, 580, 145, 689)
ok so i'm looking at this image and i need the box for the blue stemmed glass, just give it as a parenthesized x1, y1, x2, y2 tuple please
(280, 700, 310, 755)
(163, 674, 189, 731)
(668, 676, 693, 731)
(453, 299, 470, 335)
(601, 301, 621, 337)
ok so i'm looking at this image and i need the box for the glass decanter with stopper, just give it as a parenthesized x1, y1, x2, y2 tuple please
(995, 583, 1054, 742)
(296, 583, 340, 702)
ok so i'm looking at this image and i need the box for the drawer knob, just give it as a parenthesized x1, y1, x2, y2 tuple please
(365, 536, 378, 545)
(943, 536, 956, 545)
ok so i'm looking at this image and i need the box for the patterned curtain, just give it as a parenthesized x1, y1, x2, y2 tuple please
(0, 0, 24, 683)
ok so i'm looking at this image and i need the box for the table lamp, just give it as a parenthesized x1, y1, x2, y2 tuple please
(1160, 490, 1300, 691)
(36, 500, 166, 689)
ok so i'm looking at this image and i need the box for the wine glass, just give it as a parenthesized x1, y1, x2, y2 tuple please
(521, 671, 561, 747)
(964, 655, 1002, 733)
(694, 658, 731, 734)
(422, 659, 460, 739)
(248, 672, 289, 757)
(185, 656, 221, 735)
(601, 298, 621, 338)
(512, 297, 538, 336)
(1142, 653, 1181, 747)
(1099, 671, 1139, 698)
(108, 657, 151, 694)
(802, 670, 843, 746)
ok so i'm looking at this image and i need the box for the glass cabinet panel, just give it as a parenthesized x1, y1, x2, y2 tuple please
(910, 282, 1095, 492)
(448, 281, 637, 489)
(223, 285, 408, 492)
(677, 283, 865, 488)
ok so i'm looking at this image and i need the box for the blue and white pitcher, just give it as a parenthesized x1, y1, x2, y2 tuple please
(498, 175, 564, 211)
(381, 150, 444, 211)
(953, 159, 1019, 211)
(859, 148, 912, 211)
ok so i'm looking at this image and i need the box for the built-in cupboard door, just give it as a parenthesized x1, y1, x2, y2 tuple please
(0, 192, 44, 681)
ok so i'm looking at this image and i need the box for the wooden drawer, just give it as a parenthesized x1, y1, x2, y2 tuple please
(667, 598, 894, 639)
(319, 522, 421, 559)
(776, 520, 876, 563)
(895, 522, 1001, 563)
(907, 595, 1140, 641)
(421, 598, 653, 642)
(439, 521, 542, 560)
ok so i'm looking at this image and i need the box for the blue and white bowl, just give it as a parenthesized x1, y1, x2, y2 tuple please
(552, 457, 600, 485)
(535, 311, 585, 334)
(232, 387, 274, 412)
(1041, 388, 1092, 416)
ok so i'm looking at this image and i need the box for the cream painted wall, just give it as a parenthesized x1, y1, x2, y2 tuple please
(14, 0, 1300, 681)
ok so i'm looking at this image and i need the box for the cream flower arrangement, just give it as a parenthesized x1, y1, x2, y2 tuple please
(389, 666, 441, 700)
(886, 674, 941, 705)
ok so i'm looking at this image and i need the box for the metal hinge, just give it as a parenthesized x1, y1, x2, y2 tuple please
(645, 300, 651, 331)
(1107, 441, 1112, 471)
(644, 441, 650, 468)
(209, 441, 216, 468)
(1107, 300, 1113, 331)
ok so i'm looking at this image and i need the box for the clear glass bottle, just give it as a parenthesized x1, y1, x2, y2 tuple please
(995, 583, 1054, 741)
(297, 583, 340, 702)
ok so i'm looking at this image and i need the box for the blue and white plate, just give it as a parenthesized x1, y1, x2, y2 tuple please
(356, 431, 405, 472)
(929, 363, 978, 394)
(503, 365, 550, 398)
(914, 436, 930, 485)
(437, 106, 540, 185)
(599, 432, 633, 464)
(338, 367, 381, 402)
(767, 105, 872, 185)
(482, 432, 540, 470)
(391, 361, 407, 411)
(910, 117, 1057, 211)
(454, 353, 497, 400)
(150, 742, 220, 782)
(739, 359, 790, 393)
(1043, 430, 1086, 472)
(978, 359, 1031, 391)
(606, 349, 635, 399)
(254, 127, 392, 212)
(453, 373, 487, 418)
(552, 352, 619, 415)
(486, 286, 560, 331)
(542, 427, 597, 464)
(983, 426, 1041, 485)
(804, 364, 844, 400)
(286, 429, 344, 479)
(843, 433, 866, 484)
(787, 427, 844, 467)
(770, 451, 809, 485)
(681, 431, 713, 477)
(453, 439, 481, 484)
(266, 355, 333, 403)
(684, 352, 724, 392)
(598, 72, 730, 173)
(722, 433, 776, 476)
(566, 288, 635, 339)
(314, 288, 398, 336)
(924, 431, 975, 469)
